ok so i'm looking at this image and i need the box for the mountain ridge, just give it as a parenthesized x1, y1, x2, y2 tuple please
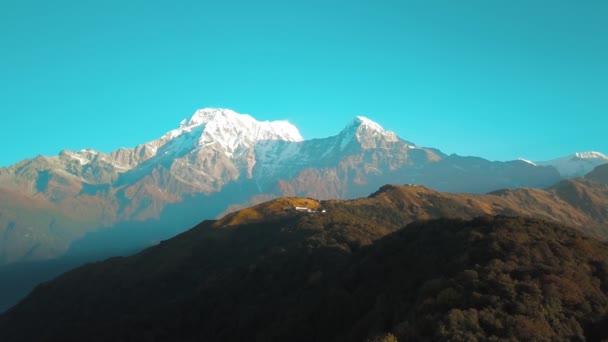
(0, 108, 604, 267)
(1, 165, 608, 313)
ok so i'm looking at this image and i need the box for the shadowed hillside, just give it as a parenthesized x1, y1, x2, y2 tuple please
(587, 163, 608, 185)
(1, 212, 608, 341)
(4, 175, 608, 314)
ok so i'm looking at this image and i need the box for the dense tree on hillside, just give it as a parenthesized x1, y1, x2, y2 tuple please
(1, 214, 607, 341)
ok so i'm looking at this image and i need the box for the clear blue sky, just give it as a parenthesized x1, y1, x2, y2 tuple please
(1, 0, 607, 167)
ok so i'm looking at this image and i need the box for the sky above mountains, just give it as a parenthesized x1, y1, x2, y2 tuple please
(1, 0, 607, 167)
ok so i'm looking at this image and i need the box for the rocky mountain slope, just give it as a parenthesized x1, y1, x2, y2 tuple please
(1, 204, 607, 341)
(0, 109, 571, 266)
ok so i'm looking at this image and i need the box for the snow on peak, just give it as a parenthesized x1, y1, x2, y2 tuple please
(182, 108, 302, 141)
(354, 116, 385, 132)
(339, 116, 400, 148)
(186, 108, 230, 126)
(194, 109, 302, 153)
(537, 151, 608, 178)
(573, 151, 608, 160)
(153, 108, 303, 158)
(59, 149, 99, 166)
(517, 158, 537, 166)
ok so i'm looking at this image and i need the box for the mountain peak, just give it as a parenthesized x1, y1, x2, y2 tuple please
(186, 108, 238, 127)
(340, 116, 401, 149)
(153, 108, 303, 159)
(573, 151, 608, 160)
(181, 108, 302, 142)
(353, 116, 385, 131)
(537, 151, 608, 178)
(517, 158, 537, 166)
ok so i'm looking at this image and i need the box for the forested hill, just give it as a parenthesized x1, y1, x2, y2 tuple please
(1, 213, 607, 341)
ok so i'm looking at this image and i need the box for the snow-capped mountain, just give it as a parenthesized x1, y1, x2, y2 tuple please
(255, 116, 416, 180)
(537, 151, 608, 178)
(49, 108, 302, 178)
(0, 108, 584, 266)
(154, 108, 303, 159)
(5, 107, 604, 312)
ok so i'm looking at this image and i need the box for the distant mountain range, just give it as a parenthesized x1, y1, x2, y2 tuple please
(535, 151, 608, 178)
(2, 165, 608, 340)
(1, 106, 608, 327)
(0, 108, 606, 266)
